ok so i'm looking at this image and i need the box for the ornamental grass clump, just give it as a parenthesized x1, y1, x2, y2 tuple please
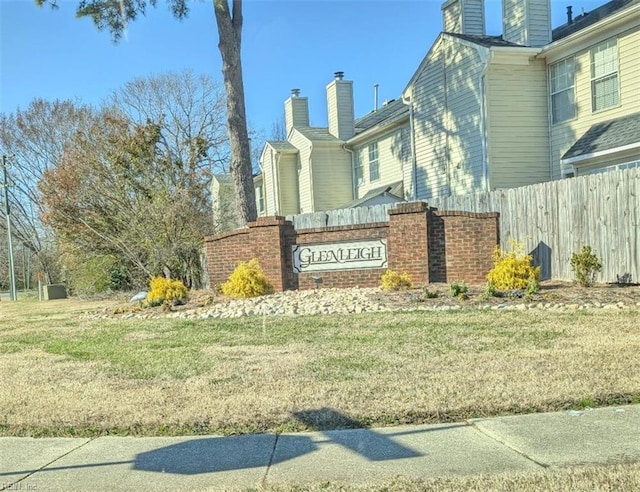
(487, 239, 540, 293)
(221, 259, 273, 298)
(146, 276, 188, 307)
(380, 269, 412, 291)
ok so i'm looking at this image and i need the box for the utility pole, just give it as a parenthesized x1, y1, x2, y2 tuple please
(2, 155, 17, 301)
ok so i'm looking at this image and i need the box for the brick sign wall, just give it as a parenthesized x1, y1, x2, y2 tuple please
(204, 202, 499, 290)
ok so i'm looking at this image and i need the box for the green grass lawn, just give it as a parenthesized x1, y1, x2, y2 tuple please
(1, 297, 639, 437)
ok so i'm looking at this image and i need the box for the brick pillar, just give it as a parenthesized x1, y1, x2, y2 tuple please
(387, 202, 429, 284)
(435, 211, 500, 284)
(247, 216, 291, 291)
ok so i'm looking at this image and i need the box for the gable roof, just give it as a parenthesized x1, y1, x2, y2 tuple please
(561, 112, 640, 163)
(354, 99, 409, 135)
(552, 0, 640, 41)
(445, 32, 524, 47)
(295, 126, 341, 143)
(339, 181, 405, 209)
(265, 140, 298, 153)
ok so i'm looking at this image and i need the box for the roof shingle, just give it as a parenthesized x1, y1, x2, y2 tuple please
(562, 112, 640, 161)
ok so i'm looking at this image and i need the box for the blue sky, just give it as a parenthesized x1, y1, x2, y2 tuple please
(1, 0, 606, 138)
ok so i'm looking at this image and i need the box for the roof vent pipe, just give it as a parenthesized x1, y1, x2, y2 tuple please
(567, 5, 573, 24)
(291, 88, 301, 97)
(374, 83, 379, 111)
(334, 71, 344, 80)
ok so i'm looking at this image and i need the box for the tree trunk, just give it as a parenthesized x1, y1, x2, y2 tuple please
(213, 0, 257, 225)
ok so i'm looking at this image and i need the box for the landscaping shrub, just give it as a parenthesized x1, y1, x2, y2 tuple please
(380, 270, 412, 291)
(570, 246, 602, 287)
(146, 276, 189, 306)
(487, 239, 540, 292)
(449, 281, 468, 299)
(221, 259, 273, 298)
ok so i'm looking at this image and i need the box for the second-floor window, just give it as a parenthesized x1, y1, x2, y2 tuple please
(354, 150, 364, 186)
(550, 57, 575, 124)
(368, 142, 379, 182)
(591, 38, 619, 112)
(256, 184, 265, 213)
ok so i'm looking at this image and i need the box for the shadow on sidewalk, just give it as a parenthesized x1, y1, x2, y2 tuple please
(3, 408, 458, 478)
(133, 407, 422, 474)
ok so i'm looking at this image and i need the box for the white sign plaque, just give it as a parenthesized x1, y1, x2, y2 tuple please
(292, 239, 387, 273)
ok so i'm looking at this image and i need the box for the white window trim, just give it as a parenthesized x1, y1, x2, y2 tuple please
(354, 149, 364, 187)
(368, 142, 380, 182)
(549, 56, 576, 125)
(590, 37, 620, 113)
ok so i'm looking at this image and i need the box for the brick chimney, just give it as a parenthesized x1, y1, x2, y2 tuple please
(441, 0, 485, 36)
(327, 72, 355, 141)
(502, 0, 552, 47)
(284, 88, 309, 137)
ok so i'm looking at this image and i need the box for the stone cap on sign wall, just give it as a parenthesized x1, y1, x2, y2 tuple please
(388, 201, 429, 215)
(432, 210, 500, 219)
(249, 216, 291, 227)
(295, 222, 389, 235)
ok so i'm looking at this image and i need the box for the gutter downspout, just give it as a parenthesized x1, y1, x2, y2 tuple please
(257, 154, 266, 216)
(342, 144, 356, 200)
(401, 94, 417, 200)
(308, 145, 315, 212)
(270, 148, 279, 215)
(275, 152, 284, 215)
(479, 47, 493, 192)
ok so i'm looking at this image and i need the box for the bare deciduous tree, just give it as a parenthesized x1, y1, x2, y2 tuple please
(37, 0, 257, 224)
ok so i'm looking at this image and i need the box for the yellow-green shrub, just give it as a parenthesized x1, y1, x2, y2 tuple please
(146, 276, 188, 306)
(487, 239, 540, 291)
(380, 269, 412, 291)
(221, 259, 273, 298)
(570, 245, 602, 287)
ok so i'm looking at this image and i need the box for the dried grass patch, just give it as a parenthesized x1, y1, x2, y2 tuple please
(265, 461, 640, 491)
(1, 300, 639, 436)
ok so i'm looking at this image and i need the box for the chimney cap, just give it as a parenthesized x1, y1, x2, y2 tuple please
(334, 71, 344, 80)
(291, 88, 301, 97)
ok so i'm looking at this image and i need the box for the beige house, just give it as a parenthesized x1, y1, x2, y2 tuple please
(255, 0, 640, 213)
(540, 0, 640, 178)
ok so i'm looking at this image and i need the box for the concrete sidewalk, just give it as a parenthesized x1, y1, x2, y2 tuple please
(2, 405, 639, 491)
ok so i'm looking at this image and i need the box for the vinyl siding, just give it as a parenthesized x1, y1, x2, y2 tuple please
(289, 130, 313, 213)
(260, 149, 279, 215)
(503, 0, 551, 47)
(550, 26, 640, 179)
(277, 154, 300, 215)
(463, 0, 485, 36)
(327, 80, 355, 140)
(442, 0, 484, 35)
(412, 39, 449, 199)
(311, 145, 353, 211)
(576, 151, 640, 175)
(503, 0, 527, 45)
(486, 58, 550, 189)
(445, 41, 486, 196)
(527, 0, 551, 47)
(284, 97, 309, 135)
(412, 37, 486, 199)
(443, 0, 462, 33)
(353, 124, 410, 199)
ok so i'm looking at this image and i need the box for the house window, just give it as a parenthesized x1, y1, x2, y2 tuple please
(256, 184, 265, 213)
(354, 149, 364, 186)
(591, 38, 619, 112)
(368, 142, 379, 182)
(550, 57, 575, 124)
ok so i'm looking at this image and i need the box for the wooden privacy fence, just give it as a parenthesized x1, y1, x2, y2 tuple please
(287, 168, 640, 283)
